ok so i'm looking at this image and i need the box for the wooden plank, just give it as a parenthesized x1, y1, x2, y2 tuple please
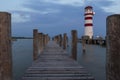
(24, 73, 92, 77)
(22, 76, 94, 80)
(22, 41, 94, 80)
(25, 70, 88, 74)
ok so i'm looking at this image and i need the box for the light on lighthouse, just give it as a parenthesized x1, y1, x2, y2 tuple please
(84, 6, 95, 39)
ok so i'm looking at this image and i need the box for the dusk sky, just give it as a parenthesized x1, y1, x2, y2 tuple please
(0, 0, 120, 38)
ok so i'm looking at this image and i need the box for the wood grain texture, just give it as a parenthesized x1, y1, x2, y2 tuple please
(33, 29, 38, 60)
(107, 14, 120, 80)
(0, 12, 12, 80)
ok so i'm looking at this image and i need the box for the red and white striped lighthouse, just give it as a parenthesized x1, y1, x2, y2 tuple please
(84, 6, 95, 39)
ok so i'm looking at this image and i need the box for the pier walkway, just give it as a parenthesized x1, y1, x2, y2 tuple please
(22, 41, 94, 80)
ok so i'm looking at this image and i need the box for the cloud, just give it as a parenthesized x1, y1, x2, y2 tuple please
(0, 0, 60, 23)
(13, 7, 60, 15)
(40, 8, 60, 14)
(42, 0, 108, 7)
(41, 0, 120, 14)
(72, 0, 120, 14)
(12, 13, 31, 23)
(101, 0, 120, 13)
(0, 0, 27, 11)
(33, 8, 60, 14)
(0, 0, 32, 23)
(0, 0, 58, 14)
(43, 0, 85, 7)
(1, 0, 119, 14)
(1, 0, 119, 26)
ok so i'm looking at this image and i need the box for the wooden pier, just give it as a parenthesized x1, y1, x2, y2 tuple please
(22, 41, 94, 80)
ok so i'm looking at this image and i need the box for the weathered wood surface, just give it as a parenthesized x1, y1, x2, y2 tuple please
(22, 41, 94, 80)
(33, 29, 38, 60)
(0, 12, 12, 80)
(106, 14, 120, 80)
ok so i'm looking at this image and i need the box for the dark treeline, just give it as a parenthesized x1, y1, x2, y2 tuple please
(12, 37, 33, 39)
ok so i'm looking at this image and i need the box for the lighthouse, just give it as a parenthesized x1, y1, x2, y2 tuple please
(84, 6, 95, 39)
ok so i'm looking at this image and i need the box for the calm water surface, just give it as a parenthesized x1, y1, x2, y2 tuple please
(78, 43, 106, 80)
(12, 39, 106, 80)
(12, 39, 33, 80)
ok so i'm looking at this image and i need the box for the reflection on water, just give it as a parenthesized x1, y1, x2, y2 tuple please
(12, 39, 106, 80)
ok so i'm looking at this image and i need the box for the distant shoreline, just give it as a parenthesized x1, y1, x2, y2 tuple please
(12, 37, 33, 39)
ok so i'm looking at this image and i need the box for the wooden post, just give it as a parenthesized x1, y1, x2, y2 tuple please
(45, 34, 48, 45)
(43, 34, 45, 47)
(81, 36, 86, 53)
(71, 30, 77, 60)
(57, 35, 60, 45)
(38, 33, 43, 54)
(59, 34, 62, 47)
(44, 34, 47, 46)
(106, 14, 120, 80)
(46, 34, 49, 44)
(0, 12, 12, 80)
(33, 29, 38, 60)
(82, 39, 86, 53)
(56, 35, 59, 44)
(38, 33, 40, 54)
(63, 33, 67, 49)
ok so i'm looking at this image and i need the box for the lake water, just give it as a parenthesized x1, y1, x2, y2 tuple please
(12, 39, 106, 80)
(67, 41, 106, 80)
(12, 39, 33, 80)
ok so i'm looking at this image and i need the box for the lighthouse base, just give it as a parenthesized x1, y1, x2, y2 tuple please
(84, 27, 93, 39)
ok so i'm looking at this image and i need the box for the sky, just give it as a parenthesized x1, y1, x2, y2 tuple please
(0, 0, 120, 38)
